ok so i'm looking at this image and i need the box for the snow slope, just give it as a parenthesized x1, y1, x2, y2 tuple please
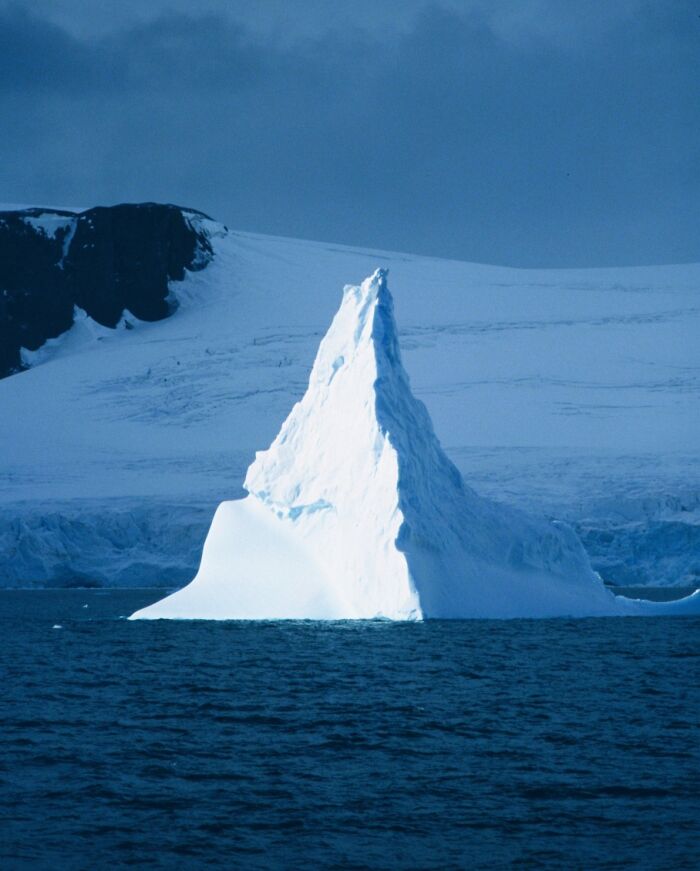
(132, 270, 700, 619)
(1, 218, 699, 589)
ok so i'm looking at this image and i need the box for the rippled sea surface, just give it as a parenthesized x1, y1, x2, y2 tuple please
(1, 590, 699, 870)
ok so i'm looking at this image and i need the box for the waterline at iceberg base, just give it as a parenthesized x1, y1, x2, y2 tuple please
(131, 271, 700, 620)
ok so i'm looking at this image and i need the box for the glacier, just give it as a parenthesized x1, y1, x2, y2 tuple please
(131, 270, 700, 619)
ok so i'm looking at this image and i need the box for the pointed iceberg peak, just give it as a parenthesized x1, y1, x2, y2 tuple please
(371, 266, 388, 284)
(302, 267, 401, 393)
(329, 267, 402, 375)
(340, 267, 391, 317)
(368, 266, 390, 303)
(243, 268, 412, 524)
(345, 266, 389, 299)
(355, 267, 395, 333)
(339, 267, 392, 322)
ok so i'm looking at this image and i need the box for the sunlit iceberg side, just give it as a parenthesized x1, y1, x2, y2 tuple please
(131, 270, 700, 620)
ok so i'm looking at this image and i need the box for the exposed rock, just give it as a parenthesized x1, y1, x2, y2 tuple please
(0, 203, 213, 378)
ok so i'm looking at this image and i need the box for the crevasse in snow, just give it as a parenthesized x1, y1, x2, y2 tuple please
(131, 270, 700, 619)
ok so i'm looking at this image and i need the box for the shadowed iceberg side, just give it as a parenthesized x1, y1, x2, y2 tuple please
(131, 270, 700, 619)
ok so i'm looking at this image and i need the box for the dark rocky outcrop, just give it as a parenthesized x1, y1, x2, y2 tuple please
(0, 202, 214, 378)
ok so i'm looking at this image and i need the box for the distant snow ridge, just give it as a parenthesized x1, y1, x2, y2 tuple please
(131, 271, 700, 620)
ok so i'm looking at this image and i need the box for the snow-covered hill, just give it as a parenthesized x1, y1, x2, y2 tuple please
(1, 211, 699, 589)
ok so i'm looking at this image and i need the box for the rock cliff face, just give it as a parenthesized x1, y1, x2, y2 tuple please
(0, 203, 213, 378)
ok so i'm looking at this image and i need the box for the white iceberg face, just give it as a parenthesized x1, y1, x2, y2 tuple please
(131, 270, 700, 620)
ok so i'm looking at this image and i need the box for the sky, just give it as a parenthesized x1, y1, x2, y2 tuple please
(1, 0, 699, 267)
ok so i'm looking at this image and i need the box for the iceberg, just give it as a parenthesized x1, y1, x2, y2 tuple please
(131, 270, 700, 620)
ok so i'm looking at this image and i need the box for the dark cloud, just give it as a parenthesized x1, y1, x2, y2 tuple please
(0, 5, 95, 93)
(0, 5, 268, 94)
(0, 1, 698, 266)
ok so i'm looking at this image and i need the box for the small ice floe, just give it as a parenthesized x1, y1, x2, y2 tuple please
(82, 604, 88, 609)
(52, 624, 62, 629)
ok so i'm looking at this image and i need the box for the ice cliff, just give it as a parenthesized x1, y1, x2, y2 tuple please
(133, 269, 700, 619)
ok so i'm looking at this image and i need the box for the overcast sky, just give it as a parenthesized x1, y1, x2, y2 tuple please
(1, 0, 698, 266)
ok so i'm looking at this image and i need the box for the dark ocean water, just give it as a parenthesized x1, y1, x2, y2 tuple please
(1, 590, 698, 870)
